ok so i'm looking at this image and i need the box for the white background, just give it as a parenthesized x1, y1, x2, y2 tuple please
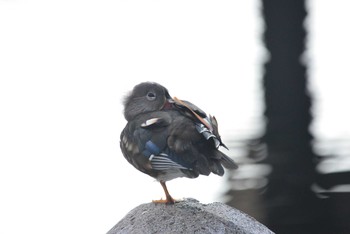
(1, 0, 349, 233)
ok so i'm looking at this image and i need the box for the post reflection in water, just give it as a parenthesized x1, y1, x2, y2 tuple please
(224, 1, 350, 233)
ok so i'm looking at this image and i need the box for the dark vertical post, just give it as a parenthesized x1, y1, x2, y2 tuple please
(262, 0, 330, 233)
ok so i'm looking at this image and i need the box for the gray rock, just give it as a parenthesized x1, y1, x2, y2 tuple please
(107, 198, 274, 234)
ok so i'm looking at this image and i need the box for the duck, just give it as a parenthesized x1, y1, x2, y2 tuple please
(120, 82, 238, 204)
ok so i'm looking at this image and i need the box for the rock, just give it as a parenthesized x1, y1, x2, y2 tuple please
(107, 198, 274, 234)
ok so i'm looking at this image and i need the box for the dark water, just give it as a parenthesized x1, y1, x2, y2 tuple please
(224, 128, 350, 233)
(222, 1, 350, 233)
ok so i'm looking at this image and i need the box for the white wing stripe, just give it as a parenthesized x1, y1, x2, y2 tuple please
(150, 154, 187, 170)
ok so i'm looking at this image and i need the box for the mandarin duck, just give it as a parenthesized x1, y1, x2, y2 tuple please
(120, 82, 238, 204)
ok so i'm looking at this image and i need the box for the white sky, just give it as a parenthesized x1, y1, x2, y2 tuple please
(0, 0, 349, 233)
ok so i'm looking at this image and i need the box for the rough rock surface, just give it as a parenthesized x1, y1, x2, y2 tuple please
(107, 198, 274, 234)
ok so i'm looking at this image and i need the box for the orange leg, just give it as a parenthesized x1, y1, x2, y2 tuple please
(152, 181, 176, 204)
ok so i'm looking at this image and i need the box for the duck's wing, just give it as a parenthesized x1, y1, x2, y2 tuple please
(120, 111, 200, 180)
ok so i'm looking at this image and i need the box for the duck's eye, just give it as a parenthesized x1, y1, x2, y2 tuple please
(146, 92, 156, 101)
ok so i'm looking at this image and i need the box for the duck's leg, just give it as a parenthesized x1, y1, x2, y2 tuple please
(152, 181, 176, 204)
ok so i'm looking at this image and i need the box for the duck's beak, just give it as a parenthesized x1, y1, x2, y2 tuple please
(165, 90, 174, 103)
(167, 98, 175, 104)
(162, 91, 174, 110)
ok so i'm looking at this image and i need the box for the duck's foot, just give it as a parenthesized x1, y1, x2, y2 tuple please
(152, 197, 179, 205)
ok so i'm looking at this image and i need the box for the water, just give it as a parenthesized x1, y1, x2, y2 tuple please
(225, 1, 350, 232)
(308, 0, 350, 191)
